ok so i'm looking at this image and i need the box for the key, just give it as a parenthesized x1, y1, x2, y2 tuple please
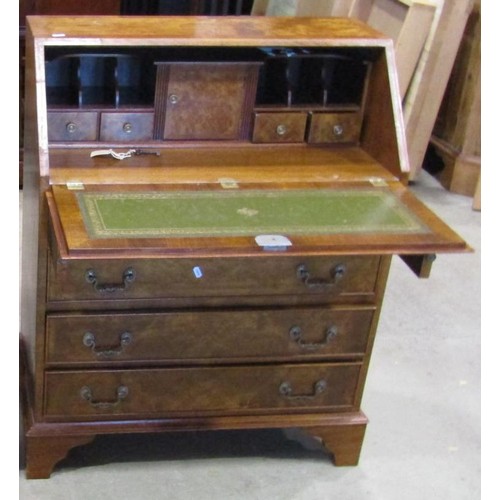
(133, 149, 160, 156)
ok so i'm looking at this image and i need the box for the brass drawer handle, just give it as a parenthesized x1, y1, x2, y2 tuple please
(296, 263, 346, 289)
(80, 385, 129, 409)
(289, 325, 338, 350)
(279, 379, 327, 400)
(122, 122, 133, 133)
(85, 268, 136, 293)
(168, 94, 179, 104)
(82, 331, 133, 358)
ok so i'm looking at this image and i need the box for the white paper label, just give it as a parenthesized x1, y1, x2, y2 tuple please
(255, 235, 292, 250)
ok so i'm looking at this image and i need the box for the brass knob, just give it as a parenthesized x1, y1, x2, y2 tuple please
(276, 124, 288, 136)
(169, 94, 179, 104)
(122, 122, 133, 133)
(66, 122, 77, 133)
(333, 124, 344, 136)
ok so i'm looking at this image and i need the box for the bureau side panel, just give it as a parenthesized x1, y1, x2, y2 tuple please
(353, 255, 393, 408)
(21, 31, 50, 421)
(361, 48, 408, 181)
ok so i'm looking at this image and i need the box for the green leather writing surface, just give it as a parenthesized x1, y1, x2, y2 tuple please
(77, 188, 429, 239)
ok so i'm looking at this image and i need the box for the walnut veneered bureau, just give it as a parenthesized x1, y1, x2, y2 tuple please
(20, 15, 467, 479)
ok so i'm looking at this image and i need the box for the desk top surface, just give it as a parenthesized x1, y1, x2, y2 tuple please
(76, 187, 428, 240)
(49, 182, 468, 259)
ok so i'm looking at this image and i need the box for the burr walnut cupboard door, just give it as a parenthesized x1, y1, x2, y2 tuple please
(158, 63, 261, 141)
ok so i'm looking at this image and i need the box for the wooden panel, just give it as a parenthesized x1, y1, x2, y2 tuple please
(47, 146, 399, 186)
(433, 142, 480, 198)
(360, 0, 407, 39)
(269, 0, 357, 17)
(403, 0, 474, 179)
(43, 363, 362, 419)
(162, 63, 259, 140)
(251, 0, 269, 14)
(431, 1, 480, 200)
(359, 51, 407, 180)
(45, 307, 375, 365)
(262, 0, 299, 16)
(252, 112, 307, 143)
(296, 0, 353, 16)
(308, 112, 362, 144)
(391, 1, 436, 96)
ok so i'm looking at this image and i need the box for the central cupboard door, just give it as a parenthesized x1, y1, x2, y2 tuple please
(159, 62, 261, 140)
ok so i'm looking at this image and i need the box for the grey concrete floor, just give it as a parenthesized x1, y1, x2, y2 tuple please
(18, 171, 481, 499)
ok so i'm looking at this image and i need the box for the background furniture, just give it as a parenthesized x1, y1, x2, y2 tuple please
(403, 0, 475, 180)
(430, 0, 481, 209)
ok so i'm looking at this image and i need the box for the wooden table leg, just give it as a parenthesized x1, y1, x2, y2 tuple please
(25, 434, 96, 479)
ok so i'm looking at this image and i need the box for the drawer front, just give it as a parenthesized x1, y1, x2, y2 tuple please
(307, 112, 362, 144)
(45, 307, 375, 366)
(100, 112, 154, 142)
(44, 363, 361, 419)
(252, 112, 307, 143)
(48, 111, 99, 142)
(47, 255, 380, 302)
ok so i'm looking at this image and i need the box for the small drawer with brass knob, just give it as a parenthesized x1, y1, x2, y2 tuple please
(307, 111, 362, 144)
(252, 112, 307, 143)
(100, 112, 154, 142)
(48, 111, 99, 142)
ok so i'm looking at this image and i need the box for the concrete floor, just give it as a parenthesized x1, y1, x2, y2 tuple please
(18, 172, 481, 499)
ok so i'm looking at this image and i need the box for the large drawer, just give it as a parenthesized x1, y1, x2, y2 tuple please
(45, 306, 375, 366)
(43, 363, 362, 420)
(47, 255, 381, 303)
